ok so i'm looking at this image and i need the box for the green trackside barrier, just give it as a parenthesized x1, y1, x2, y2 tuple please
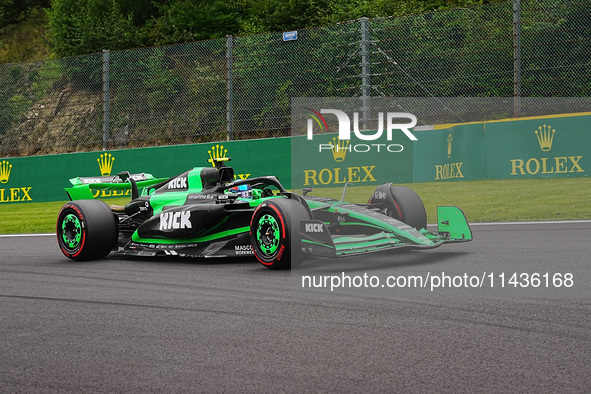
(425, 112, 590, 181)
(0, 138, 292, 204)
(484, 114, 590, 180)
(413, 124, 487, 183)
(1, 112, 588, 205)
(290, 132, 413, 190)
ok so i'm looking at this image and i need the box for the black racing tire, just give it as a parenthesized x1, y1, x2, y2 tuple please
(250, 198, 311, 270)
(56, 200, 118, 261)
(369, 183, 427, 230)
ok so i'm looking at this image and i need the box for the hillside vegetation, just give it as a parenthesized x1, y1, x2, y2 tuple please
(1, 0, 493, 64)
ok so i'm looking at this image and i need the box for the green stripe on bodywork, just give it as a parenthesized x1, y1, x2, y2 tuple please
(302, 239, 333, 247)
(311, 202, 434, 246)
(131, 226, 250, 245)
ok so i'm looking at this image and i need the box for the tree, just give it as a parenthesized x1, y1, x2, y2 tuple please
(47, 0, 143, 57)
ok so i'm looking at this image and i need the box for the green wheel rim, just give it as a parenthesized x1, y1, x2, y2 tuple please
(61, 213, 82, 250)
(256, 213, 280, 257)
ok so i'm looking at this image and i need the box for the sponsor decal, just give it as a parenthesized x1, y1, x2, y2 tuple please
(97, 153, 115, 176)
(510, 125, 584, 176)
(303, 166, 376, 186)
(188, 194, 218, 200)
(208, 144, 250, 180)
(168, 176, 188, 189)
(373, 191, 387, 200)
(235, 245, 254, 255)
(434, 132, 464, 181)
(0, 160, 33, 203)
(447, 133, 453, 158)
(159, 211, 192, 230)
(435, 163, 464, 180)
(0, 160, 12, 184)
(92, 153, 127, 198)
(304, 222, 324, 233)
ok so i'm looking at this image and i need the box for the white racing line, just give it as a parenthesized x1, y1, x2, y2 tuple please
(2, 220, 591, 238)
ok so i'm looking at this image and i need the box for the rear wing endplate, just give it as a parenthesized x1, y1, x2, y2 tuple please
(65, 172, 168, 200)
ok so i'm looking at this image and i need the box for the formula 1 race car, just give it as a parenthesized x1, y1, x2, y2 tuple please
(56, 158, 472, 269)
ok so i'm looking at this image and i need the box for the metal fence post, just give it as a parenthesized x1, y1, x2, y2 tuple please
(360, 17, 371, 130)
(513, 0, 521, 117)
(226, 36, 234, 141)
(102, 49, 110, 150)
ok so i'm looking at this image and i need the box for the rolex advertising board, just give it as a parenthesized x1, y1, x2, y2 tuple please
(0, 138, 291, 203)
(1, 109, 589, 205)
(485, 114, 590, 179)
(412, 123, 487, 183)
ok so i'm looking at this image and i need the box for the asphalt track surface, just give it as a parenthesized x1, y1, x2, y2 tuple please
(1, 222, 590, 392)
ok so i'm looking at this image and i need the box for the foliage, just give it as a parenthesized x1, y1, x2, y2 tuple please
(0, 7, 49, 64)
(47, 0, 144, 58)
(146, 0, 242, 45)
(0, 0, 49, 31)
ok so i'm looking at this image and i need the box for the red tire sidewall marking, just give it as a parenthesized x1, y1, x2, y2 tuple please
(57, 204, 87, 259)
(251, 202, 287, 266)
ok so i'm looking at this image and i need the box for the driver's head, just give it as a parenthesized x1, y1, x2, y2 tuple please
(229, 184, 252, 198)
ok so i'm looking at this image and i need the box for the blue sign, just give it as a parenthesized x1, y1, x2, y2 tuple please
(283, 31, 298, 41)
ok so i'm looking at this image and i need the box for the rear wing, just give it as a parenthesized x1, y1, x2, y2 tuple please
(65, 171, 168, 200)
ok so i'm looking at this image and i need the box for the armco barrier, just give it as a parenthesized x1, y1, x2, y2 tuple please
(0, 113, 588, 205)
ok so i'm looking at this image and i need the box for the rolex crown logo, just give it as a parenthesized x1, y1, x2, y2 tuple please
(447, 133, 453, 158)
(535, 124, 555, 152)
(0, 160, 12, 184)
(331, 137, 349, 162)
(208, 144, 228, 167)
(97, 153, 115, 176)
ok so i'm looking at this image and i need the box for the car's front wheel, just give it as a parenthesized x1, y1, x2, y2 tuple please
(368, 183, 427, 230)
(250, 198, 310, 269)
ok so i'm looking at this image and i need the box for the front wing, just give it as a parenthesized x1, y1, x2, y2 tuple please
(299, 206, 472, 258)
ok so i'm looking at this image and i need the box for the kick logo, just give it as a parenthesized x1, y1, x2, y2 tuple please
(304, 222, 324, 233)
(160, 211, 192, 230)
(168, 176, 188, 189)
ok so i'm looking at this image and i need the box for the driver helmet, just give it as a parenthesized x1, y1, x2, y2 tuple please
(229, 184, 252, 198)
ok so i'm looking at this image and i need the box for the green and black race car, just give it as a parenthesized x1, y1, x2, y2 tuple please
(56, 158, 472, 269)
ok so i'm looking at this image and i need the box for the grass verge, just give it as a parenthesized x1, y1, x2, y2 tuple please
(0, 178, 589, 235)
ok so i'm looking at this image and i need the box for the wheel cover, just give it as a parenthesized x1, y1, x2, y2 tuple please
(61, 213, 82, 250)
(256, 213, 280, 257)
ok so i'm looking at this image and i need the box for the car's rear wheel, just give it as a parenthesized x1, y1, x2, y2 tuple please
(250, 198, 310, 269)
(57, 200, 118, 261)
(369, 183, 427, 230)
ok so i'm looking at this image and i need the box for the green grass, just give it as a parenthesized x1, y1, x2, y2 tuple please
(307, 178, 591, 224)
(0, 197, 130, 234)
(0, 179, 590, 234)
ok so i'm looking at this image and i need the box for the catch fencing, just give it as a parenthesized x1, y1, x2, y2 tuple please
(0, 0, 589, 157)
